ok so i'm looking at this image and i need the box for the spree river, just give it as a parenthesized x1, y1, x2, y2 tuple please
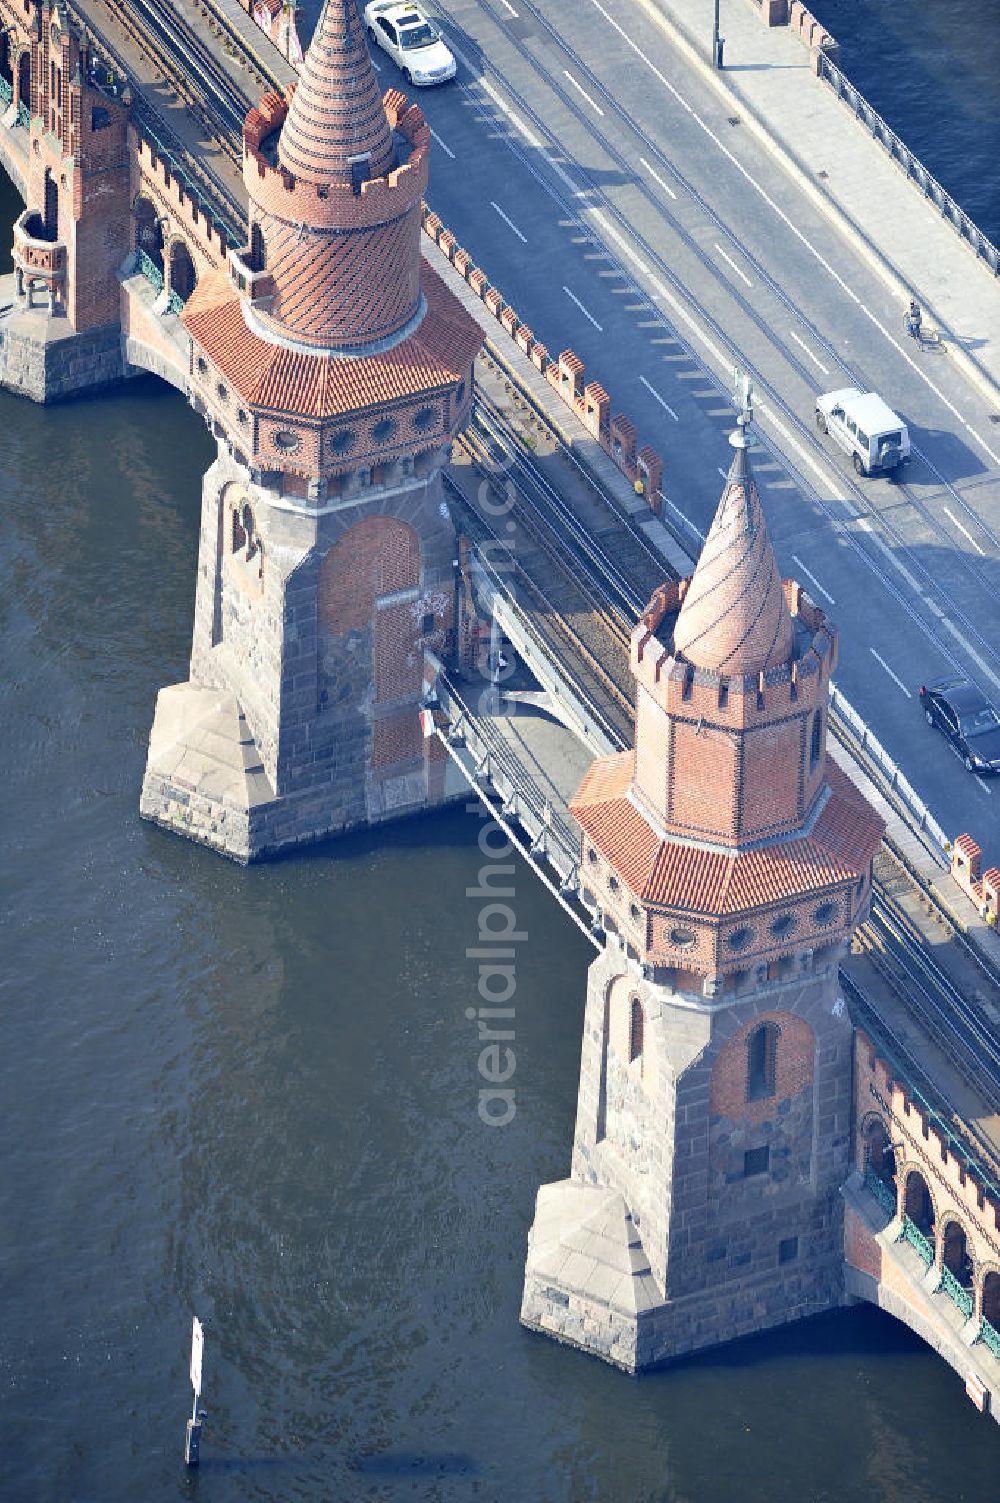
(1, 45, 998, 1503)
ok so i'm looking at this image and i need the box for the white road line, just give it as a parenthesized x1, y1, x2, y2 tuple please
(870, 648, 912, 698)
(563, 69, 605, 116)
(754, 403, 842, 496)
(490, 200, 527, 243)
(590, 209, 649, 275)
(499, 0, 518, 13)
(717, 466, 728, 478)
(790, 554, 835, 604)
(638, 155, 677, 200)
(429, 128, 455, 159)
(789, 330, 830, 375)
(563, 285, 603, 330)
(975, 776, 994, 796)
(943, 506, 987, 557)
(941, 617, 1000, 696)
(663, 495, 705, 541)
(639, 374, 679, 420)
(713, 242, 753, 288)
(588, 0, 1000, 470)
(855, 518, 923, 592)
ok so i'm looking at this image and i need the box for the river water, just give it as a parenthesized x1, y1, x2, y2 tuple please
(1, 9, 999, 1499)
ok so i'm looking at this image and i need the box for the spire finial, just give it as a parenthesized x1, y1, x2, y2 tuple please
(730, 366, 754, 450)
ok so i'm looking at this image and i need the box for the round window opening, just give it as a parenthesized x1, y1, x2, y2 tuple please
(669, 926, 695, 949)
(814, 901, 838, 927)
(237, 408, 249, 428)
(413, 406, 436, 432)
(608, 876, 620, 894)
(372, 418, 397, 445)
(274, 429, 299, 452)
(329, 429, 355, 455)
(770, 913, 798, 939)
(586, 847, 599, 867)
(216, 382, 228, 402)
(727, 926, 754, 953)
(196, 356, 208, 375)
(630, 903, 641, 923)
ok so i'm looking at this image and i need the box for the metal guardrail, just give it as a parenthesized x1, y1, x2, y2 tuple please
(137, 247, 163, 294)
(978, 1315, 1000, 1360)
(828, 684, 949, 855)
(0, 77, 12, 112)
(940, 1264, 974, 1320)
(817, 53, 1000, 277)
(898, 1213, 935, 1267)
(863, 1166, 897, 1216)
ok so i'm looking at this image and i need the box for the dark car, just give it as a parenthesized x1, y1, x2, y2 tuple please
(919, 677, 1000, 774)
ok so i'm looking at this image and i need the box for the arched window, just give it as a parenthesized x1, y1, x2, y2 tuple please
(628, 997, 643, 1063)
(250, 220, 265, 272)
(810, 709, 823, 771)
(904, 1170, 935, 1244)
(43, 168, 58, 242)
(168, 239, 197, 303)
(983, 1270, 1000, 1328)
(746, 1021, 779, 1102)
(942, 1220, 973, 1290)
(231, 507, 246, 553)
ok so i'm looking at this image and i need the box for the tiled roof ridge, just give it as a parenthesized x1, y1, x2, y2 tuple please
(278, 0, 396, 183)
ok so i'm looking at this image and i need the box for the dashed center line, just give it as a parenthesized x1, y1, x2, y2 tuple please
(498, 0, 518, 14)
(717, 466, 728, 478)
(490, 200, 527, 242)
(638, 155, 677, 200)
(639, 374, 679, 420)
(789, 330, 830, 375)
(563, 285, 603, 330)
(943, 506, 987, 557)
(870, 648, 912, 698)
(790, 555, 835, 604)
(563, 69, 605, 116)
(429, 128, 455, 159)
(713, 243, 753, 287)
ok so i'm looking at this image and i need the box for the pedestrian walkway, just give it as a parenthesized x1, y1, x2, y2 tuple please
(642, 0, 1000, 409)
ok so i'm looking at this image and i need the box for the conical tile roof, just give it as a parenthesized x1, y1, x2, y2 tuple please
(278, 0, 395, 182)
(672, 441, 794, 675)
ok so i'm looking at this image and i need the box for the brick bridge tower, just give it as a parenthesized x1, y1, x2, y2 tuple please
(140, 0, 482, 860)
(522, 411, 885, 1371)
(1, 2, 132, 400)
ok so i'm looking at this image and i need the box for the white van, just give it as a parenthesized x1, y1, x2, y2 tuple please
(815, 388, 910, 476)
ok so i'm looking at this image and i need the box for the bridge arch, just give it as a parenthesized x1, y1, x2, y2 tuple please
(940, 1217, 975, 1288)
(902, 1166, 936, 1245)
(981, 1268, 1000, 1325)
(166, 236, 197, 304)
(16, 48, 29, 112)
(133, 195, 163, 273)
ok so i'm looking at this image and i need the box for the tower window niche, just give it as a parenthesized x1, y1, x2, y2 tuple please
(628, 997, 644, 1064)
(746, 1021, 779, 1102)
(810, 709, 823, 770)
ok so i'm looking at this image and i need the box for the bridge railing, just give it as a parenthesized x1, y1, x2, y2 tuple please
(939, 1264, 974, 1320)
(897, 1214, 935, 1268)
(828, 684, 950, 856)
(816, 53, 1000, 277)
(0, 77, 11, 112)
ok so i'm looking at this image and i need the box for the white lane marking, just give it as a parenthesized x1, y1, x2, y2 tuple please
(639, 374, 679, 420)
(940, 617, 1000, 696)
(976, 776, 994, 795)
(855, 518, 923, 592)
(590, 209, 650, 275)
(588, 0, 1000, 470)
(563, 69, 605, 116)
(490, 200, 527, 242)
(870, 648, 912, 698)
(717, 466, 728, 478)
(429, 128, 455, 159)
(943, 505, 987, 556)
(791, 554, 835, 604)
(789, 330, 830, 375)
(563, 285, 603, 330)
(714, 243, 752, 287)
(663, 495, 705, 541)
(499, 0, 518, 14)
(755, 403, 843, 496)
(639, 154, 677, 200)
(469, 72, 545, 149)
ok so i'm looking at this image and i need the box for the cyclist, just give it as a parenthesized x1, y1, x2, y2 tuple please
(905, 299, 922, 341)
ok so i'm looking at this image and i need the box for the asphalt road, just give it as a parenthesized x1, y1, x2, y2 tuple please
(360, 0, 1000, 854)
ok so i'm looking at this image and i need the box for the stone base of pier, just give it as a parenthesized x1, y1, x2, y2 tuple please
(140, 682, 468, 863)
(0, 284, 127, 403)
(521, 1179, 848, 1372)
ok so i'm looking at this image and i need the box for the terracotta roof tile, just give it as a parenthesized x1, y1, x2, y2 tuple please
(183, 262, 482, 420)
(571, 753, 884, 916)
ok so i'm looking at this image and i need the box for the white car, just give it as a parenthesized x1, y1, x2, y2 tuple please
(815, 387, 910, 477)
(364, 2, 456, 86)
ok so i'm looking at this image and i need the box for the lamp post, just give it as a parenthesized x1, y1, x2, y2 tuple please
(711, 0, 723, 69)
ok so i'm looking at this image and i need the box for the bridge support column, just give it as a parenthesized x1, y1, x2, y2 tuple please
(140, 447, 467, 862)
(522, 942, 855, 1370)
